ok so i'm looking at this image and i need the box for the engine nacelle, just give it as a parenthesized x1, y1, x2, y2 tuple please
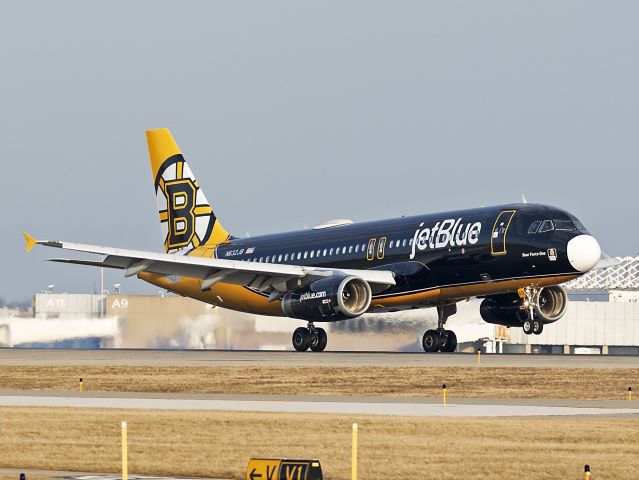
(281, 275, 372, 322)
(535, 285, 568, 323)
(480, 285, 568, 327)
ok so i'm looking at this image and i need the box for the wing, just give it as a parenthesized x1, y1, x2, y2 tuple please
(23, 233, 395, 297)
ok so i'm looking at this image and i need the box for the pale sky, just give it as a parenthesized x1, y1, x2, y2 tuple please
(2, 1, 638, 301)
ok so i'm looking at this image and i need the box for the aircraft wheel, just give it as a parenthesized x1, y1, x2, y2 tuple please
(310, 328, 327, 352)
(440, 330, 458, 352)
(422, 329, 442, 353)
(532, 320, 544, 335)
(522, 319, 534, 335)
(292, 327, 310, 351)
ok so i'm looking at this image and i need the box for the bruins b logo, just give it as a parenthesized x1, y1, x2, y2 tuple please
(164, 178, 197, 250)
(155, 153, 221, 253)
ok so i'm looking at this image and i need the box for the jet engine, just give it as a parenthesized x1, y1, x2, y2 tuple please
(281, 275, 372, 322)
(480, 285, 568, 326)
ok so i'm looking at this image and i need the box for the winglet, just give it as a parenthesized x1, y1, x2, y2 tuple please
(23, 232, 38, 253)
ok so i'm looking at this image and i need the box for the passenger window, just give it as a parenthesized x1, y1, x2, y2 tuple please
(329, 248, 334, 255)
(538, 220, 554, 233)
(402, 239, 407, 247)
(323, 248, 327, 256)
(266, 256, 270, 262)
(528, 221, 541, 234)
(310, 250, 314, 259)
(303, 251, 308, 259)
(342, 246, 347, 254)
(297, 252, 302, 260)
(278, 254, 283, 262)
(348, 245, 353, 254)
(355, 245, 359, 253)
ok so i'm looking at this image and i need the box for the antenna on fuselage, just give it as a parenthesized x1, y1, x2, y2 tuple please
(521, 194, 528, 204)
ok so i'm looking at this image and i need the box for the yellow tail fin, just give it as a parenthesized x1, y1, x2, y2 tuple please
(146, 128, 230, 253)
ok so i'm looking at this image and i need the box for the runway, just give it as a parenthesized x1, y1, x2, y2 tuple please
(1, 348, 638, 368)
(1, 390, 638, 417)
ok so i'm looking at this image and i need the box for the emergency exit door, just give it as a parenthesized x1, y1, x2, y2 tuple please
(491, 210, 516, 255)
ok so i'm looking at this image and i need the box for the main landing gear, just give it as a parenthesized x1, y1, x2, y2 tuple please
(292, 322, 327, 352)
(521, 287, 544, 335)
(422, 304, 458, 353)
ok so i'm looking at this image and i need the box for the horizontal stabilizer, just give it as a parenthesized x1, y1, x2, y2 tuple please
(23, 232, 37, 253)
(49, 258, 118, 269)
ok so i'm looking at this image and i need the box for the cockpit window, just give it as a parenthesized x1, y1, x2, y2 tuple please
(538, 220, 554, 233)
(553, 219, 578, 231)
(527, 221, 541, 234)
(571, 218, 585, 230)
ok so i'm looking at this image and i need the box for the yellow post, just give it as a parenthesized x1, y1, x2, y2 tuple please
(442, 384, 447, 407)
(628, 387, 632, 401)
(477, 350, 481, 365)
(584, 464, 591, 479)
(79, 378, 83, 392)
(121, 421, 128, 480)
(351, 423, 357, 480)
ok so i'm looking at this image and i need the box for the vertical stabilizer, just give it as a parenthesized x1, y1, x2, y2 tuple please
(146, 128, 230, 253)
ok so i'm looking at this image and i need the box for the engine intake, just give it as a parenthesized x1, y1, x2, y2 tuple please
(536, 285, 568, 322)
(480, 285, 568, 327)
(281, 275, 372, 322)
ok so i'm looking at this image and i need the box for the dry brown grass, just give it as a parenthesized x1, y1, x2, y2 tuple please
(0, 407, 637, 480)
(0, 365, 638, 400)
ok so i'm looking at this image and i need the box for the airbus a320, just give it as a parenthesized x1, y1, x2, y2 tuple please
(24, 128, 602, 352)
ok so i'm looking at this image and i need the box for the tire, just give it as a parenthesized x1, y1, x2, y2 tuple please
(532, 320, 544, 335)
(292, 327, 310, 351)
(422, 330, 442, 353)
(440, 330, 457, 352)
(522, 319, 533, 335)
(310, 328, 327, 352)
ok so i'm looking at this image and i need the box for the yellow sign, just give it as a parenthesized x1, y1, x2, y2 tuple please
(246, 459, 323, 480)
(246, 459, 280, 480)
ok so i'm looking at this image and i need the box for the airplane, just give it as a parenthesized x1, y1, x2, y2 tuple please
(24, 128, 602, 353)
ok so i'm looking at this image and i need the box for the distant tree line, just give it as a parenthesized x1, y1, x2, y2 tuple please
(0, 297, 31, 311)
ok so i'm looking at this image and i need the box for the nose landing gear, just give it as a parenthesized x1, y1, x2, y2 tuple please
(292, 322, 327, 352)
(422, 304, 458, 353)
(521, 287, 544, 335)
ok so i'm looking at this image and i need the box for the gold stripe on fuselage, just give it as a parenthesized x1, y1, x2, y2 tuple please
(138, 269, 578, 318)
(138, 272, 284, 316)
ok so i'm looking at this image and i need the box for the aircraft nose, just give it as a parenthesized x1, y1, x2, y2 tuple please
(567, 234, 601, 272)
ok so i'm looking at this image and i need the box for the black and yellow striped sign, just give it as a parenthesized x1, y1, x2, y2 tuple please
(246, 459, 322, 480)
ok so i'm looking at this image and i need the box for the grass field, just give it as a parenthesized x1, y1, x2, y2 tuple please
(0, 407, 638, 480)
(0, 365, 637, 400)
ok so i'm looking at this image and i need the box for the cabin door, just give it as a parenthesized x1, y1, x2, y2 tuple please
(491, 210, 516, 255)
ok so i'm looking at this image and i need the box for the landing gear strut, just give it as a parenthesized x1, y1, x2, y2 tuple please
(292, 322, 327, 352)
(521, 287, 544, 336)
(422, 304, 458, 353)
